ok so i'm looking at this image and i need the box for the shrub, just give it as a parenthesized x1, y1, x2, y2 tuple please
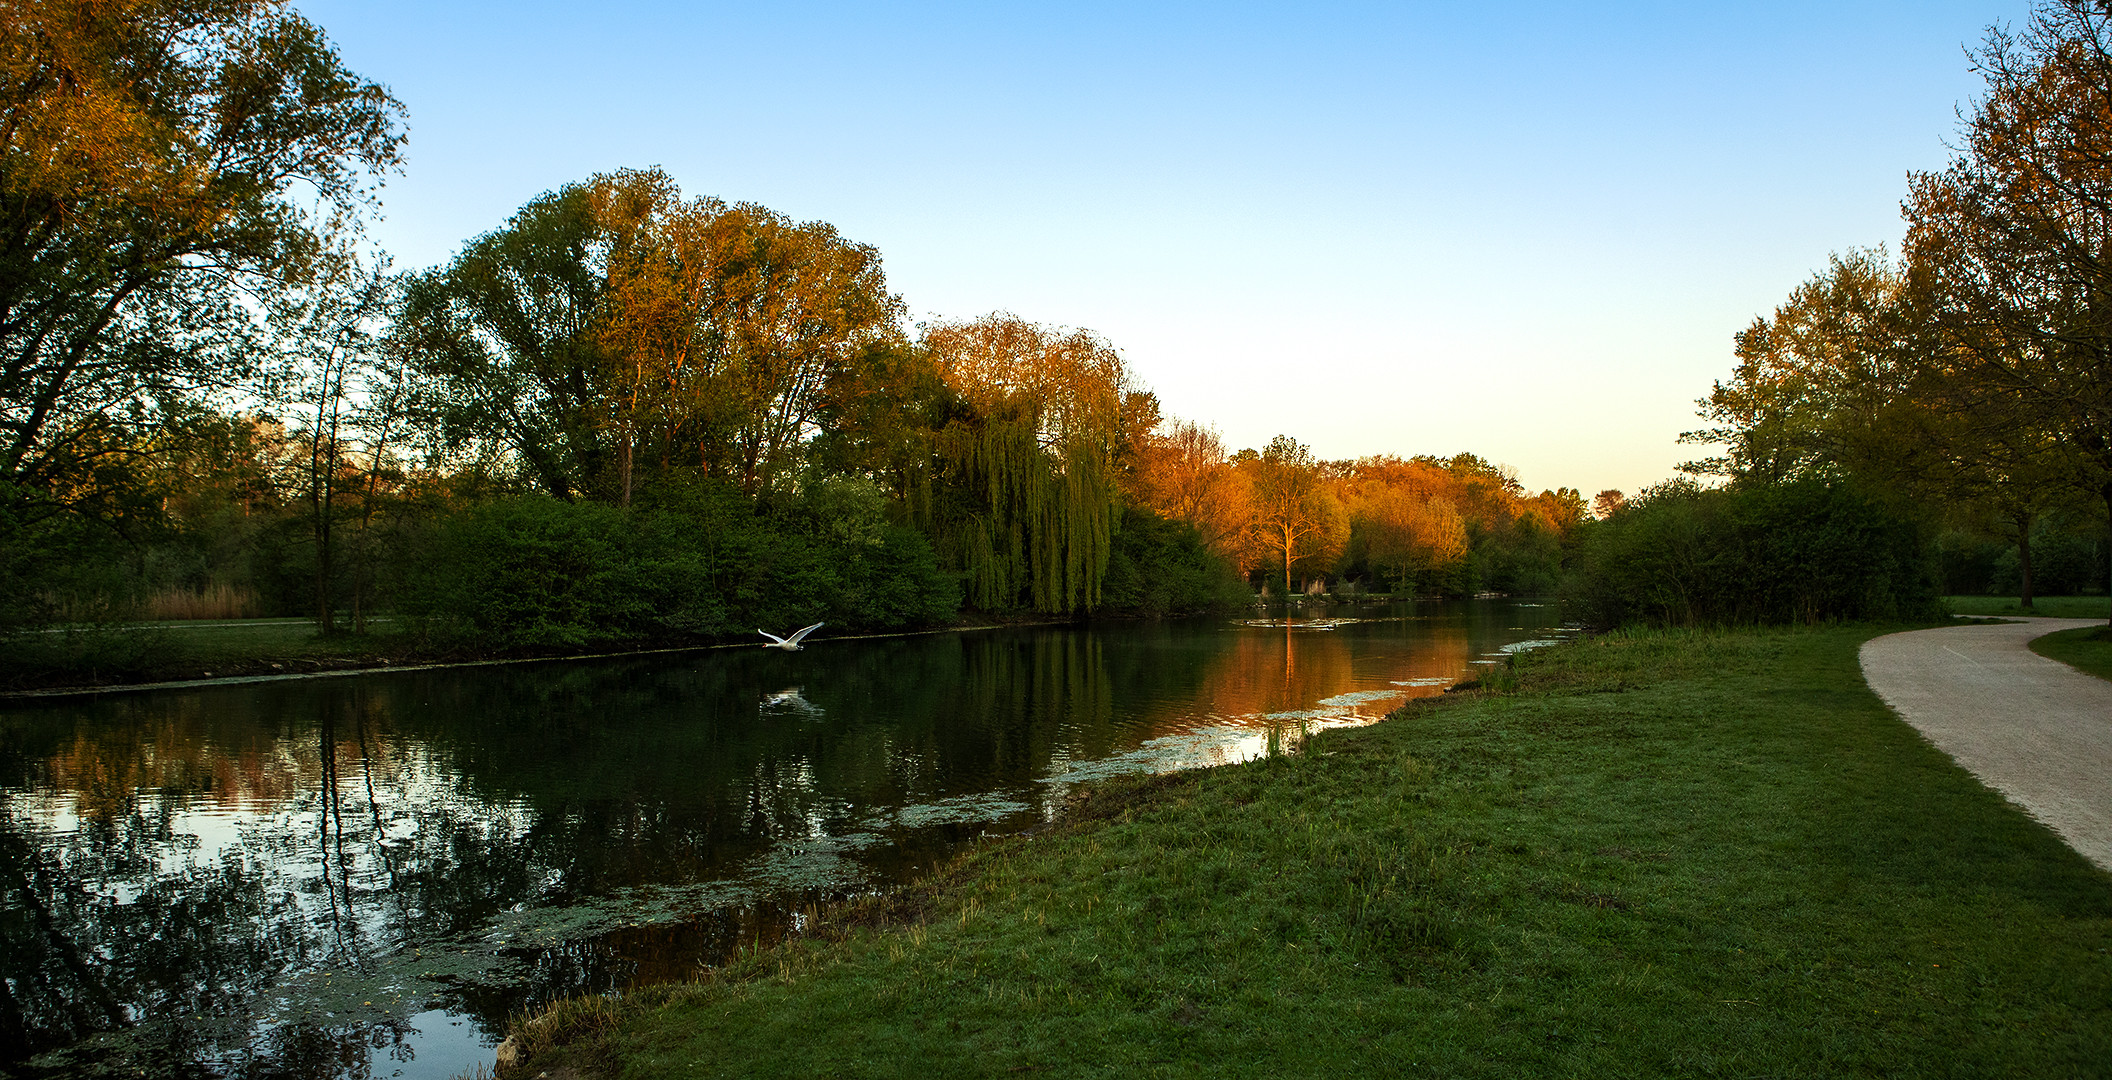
(401, 481, 961, 651)
(403, 497, 654, 649)
(1935, 529, 2006, 595)
(1991, 517, 2108, 596)
(1564, 477, 1939, 627)
(1098, 507, 1251, 617)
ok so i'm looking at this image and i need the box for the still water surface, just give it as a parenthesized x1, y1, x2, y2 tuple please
(1, 600, 1566, 1078)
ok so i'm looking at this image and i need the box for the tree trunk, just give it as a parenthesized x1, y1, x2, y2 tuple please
(311, 419, 337, 636)
(314, 452, 334, 635)
(620, 431, 634, 508)
(2103, 482, 2112, 628)
(1282, 531, 1293, 601)
(2016, 509, 2035, 611)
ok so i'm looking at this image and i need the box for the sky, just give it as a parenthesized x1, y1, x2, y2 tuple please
(300, 0, 2034, 497)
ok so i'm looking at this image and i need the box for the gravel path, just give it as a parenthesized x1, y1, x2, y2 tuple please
(1861, 618, 2112, 872)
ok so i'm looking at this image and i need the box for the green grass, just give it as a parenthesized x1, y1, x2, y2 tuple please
(2031, 625, 2112, 683)
(509, 626, 2112, 1079)
(1945, 594, 2112, 619)
(0, 618, 412, 690)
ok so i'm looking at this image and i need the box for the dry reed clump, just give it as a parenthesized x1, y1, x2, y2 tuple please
(142, 583, 260, 620)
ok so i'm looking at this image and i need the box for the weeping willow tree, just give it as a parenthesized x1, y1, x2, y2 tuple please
(916, 315, 1132, 613)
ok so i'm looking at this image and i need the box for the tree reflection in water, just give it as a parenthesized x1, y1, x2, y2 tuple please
(0, 600, 1565, 1078)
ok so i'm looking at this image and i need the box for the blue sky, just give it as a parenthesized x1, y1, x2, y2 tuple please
(304, 0, 2032, 496)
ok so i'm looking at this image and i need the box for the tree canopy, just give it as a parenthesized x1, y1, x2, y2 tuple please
(0, 0, 404, 519)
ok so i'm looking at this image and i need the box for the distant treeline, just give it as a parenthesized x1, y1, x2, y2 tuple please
(0, 2, 1592, 653)
(16, 0, 2107, 645)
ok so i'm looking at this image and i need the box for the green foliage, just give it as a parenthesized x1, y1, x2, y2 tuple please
(0, 486, 67, 630)
(1565, 477, 1940, 627)
(403, 497, 650, 649)
(923, 414, 1114, 614)
(397, 184, 616, 502)
(401, 483, 957, 651)
(1935, 529, 2008, 595)
(1468, 512, 1564, 595)
(1097, 507, 1250, 617)
(1992, 517, 2109, 597)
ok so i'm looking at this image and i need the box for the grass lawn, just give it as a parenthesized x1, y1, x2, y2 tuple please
(0, 618, 412, 690)
(509, 626, 2112, 1079)
(1945, 594, 2112, 619)
(2031, 625, 2112, 683)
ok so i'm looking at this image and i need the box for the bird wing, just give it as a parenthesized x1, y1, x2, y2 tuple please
(758, 629, 787, 644)
(785, 621, 825, 645)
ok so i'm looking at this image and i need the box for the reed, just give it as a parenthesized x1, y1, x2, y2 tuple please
(140, 583, 262, 620)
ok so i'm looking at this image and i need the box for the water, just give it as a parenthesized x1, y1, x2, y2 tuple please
(0, 599, 1567, 1078)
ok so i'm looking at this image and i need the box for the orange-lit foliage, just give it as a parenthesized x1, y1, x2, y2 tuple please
(1342, 455, 1582, 594)
(922, 314, 1131, 447)
(1348, 480, 1469, 587)
(1129, 420, 1250, 558)
(1131, 432, 1581, 596)
(1238, 436, 1347, 591)
(590, 169, 906, 498)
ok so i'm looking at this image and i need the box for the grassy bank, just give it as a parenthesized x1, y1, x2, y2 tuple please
(1945, 594, 2112, 619)
(2032, 625, 2112, 683)
(0, 617, 430, 693)
(0, 619, 416, 690)
(506, 625, 2112, 1079)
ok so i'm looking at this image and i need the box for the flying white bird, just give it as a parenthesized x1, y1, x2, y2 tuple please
(758, 622, 825, 651)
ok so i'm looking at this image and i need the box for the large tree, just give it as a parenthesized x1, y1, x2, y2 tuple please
(396, 182, 615, 501)
(592, 171, 906, 499)
(0, 0, 404, 518)
(401, 169, 905, 503)
(1681, 250, 1912, 483)
(1132, 419, 1249, 559)
(1243, 434, 1345, 596)
(918, 313, 1137, 612)
(1905, 0, 2112, 621)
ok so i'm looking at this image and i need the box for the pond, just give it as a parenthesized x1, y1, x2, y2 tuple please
(0, 599, 1568, 1079)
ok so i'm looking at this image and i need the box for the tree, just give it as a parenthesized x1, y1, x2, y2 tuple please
(0, 0, 404, 519)
(275, 256, 399, 632)
(396, 182, 615, 502)
(591, 172, 906, 499)
(1131, 419, 1249, 559)
(918, 314, 1135, 612)
(1352, 481, 1467, 593)
(401, 169, 905, 504)
(1904, 0, 2112, 623)
(1243, 435, 1345, 596)
(1680, 250, 1911, 483)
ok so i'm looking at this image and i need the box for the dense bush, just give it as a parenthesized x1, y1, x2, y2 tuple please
(1990, 517, 2108, 596)
(401, 480, 959, 651)
(1935, 529, 2007, 595)
(1470, 514, 1564, 596)
(1564, 477, 1940, 627)
(1098, 507, 1252, 617)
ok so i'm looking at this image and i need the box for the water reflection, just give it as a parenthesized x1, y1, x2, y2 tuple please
(0, 600, 1565, 1078)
